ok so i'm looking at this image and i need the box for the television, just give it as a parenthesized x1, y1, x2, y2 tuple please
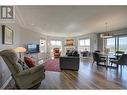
(27, 44, 40, 54)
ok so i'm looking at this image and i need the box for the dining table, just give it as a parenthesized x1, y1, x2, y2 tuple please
(99, 52, 116, 68)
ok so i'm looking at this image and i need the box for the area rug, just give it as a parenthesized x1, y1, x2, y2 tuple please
(43, 58, 61, 72)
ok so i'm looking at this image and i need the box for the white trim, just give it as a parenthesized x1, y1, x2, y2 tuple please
(1, 76, 12, 89)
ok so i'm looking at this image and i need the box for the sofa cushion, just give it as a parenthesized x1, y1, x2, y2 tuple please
(67, 50, 79, 57)
(72, 50, 78, 56)
(24, 56, 35, 68)
(67, 50, 73, 56)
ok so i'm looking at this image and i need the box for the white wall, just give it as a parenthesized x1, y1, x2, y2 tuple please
(19, 27, 46, 47)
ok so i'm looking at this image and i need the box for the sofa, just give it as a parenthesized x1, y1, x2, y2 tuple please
(60, 49, 80, 70)
(60, 56, 79, 70)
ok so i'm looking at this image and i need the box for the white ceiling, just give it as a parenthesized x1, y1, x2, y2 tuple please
(16, 6, 127, 37)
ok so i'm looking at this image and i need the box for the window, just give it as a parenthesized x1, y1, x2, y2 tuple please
(40, 39, 46, 52)
(119, 36, 127, 53)
(79, 39, 90, 46)
(50, 40, 62, 46)
(78, 39, 90, 52)
(79, 40, 85, 46)
(105, 37, 115, 53)
(85, 39, 90, 46)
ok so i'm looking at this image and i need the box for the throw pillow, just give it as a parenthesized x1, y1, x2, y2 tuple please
(24, 56, 35, 68)
(72, 50, 78, 56)
(18, 58, 29, 70)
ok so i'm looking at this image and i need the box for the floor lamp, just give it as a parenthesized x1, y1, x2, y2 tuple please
(14, 47, 26, 58)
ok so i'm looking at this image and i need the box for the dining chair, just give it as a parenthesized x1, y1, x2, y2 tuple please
(92, 52, 106, 66)
(110, 51, 124, 59)
(115, 51, 125, 59)
(109, 51, 125, 65)
(110, 54, 127, 69)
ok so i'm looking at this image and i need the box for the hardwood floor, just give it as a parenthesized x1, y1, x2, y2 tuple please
(5, 59, 127, 89)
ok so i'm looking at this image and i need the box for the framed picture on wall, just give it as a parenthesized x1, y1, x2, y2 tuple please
(2, 25, 13, 45)
(66, 39, 74, 46)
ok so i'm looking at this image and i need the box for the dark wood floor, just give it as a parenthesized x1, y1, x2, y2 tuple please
(5, 59, 127, 89)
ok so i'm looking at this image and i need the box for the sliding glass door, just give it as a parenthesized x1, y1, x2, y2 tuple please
(118, 36, 127, 53)
(105, 37, 116, 54)
(105, 35, 127, 54)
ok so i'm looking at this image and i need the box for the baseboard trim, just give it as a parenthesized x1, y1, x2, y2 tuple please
(1, 76, 12, 89)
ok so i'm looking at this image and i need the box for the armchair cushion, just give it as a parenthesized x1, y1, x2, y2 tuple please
(24, 56, 35, 68)
(16, 62, 23, 71)
(16, 64, 45, 76)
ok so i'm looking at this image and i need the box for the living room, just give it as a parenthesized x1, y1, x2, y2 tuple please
(0, 5, 127, 91)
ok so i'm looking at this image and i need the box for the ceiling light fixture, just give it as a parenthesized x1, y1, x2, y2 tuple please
(100, 22, 112, 38)
(31, 23, 35, 26)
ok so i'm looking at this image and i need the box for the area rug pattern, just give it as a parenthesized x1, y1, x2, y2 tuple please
(43, 58, 61, 72)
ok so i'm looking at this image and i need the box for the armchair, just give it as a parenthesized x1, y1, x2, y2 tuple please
(0, 49, 45, 89)
(53, 48, 61, 58)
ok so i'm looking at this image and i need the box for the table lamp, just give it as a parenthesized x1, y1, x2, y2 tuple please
(14, 47, 26, 58)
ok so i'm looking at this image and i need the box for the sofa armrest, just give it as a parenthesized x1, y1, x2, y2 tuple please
(16, 64, 45, 76)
